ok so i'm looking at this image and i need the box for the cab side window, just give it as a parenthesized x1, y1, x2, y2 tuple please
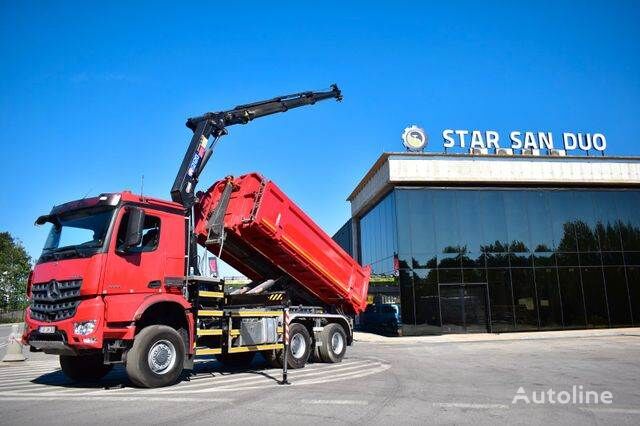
(116, 213, 161, 253)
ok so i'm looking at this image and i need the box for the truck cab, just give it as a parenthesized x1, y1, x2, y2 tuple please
(25, 192, 193, 383)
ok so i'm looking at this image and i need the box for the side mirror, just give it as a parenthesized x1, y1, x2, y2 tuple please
(122, 207, 145, 251)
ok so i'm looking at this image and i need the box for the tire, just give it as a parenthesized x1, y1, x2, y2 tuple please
(318, 323, 347, 363)
(216, 352, 256, 368)
(125, 325, 185, 388)
(59, 352, 112, 382)
(278, 323, 311, 369)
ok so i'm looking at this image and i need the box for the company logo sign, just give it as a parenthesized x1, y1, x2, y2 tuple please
(402, 125, 428, 152)
(441, 129, 607, 153)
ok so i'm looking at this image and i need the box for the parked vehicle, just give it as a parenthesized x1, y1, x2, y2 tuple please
(359, 303, 402, 336)
(23, 86, 371, 387)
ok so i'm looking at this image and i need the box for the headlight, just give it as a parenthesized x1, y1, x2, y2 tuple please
(74, 320, 97, 336)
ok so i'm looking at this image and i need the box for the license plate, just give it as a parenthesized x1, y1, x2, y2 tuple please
(38, 326, 56, 334)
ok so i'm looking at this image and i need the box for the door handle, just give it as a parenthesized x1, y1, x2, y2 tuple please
(148, 280, 162, 289)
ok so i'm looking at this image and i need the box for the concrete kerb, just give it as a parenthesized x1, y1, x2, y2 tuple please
(353, 327, 640, 345)
(0, 323, 24, 328)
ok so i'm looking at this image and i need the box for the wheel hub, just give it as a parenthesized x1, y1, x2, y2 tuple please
(290, 333, 306, 359)
(331, 331, 344, 354)
(148, 339, 176, 374)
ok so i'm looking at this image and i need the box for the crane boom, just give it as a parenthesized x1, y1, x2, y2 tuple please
(171, 84, 342, 209)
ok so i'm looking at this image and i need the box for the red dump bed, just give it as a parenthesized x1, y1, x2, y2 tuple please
(194, 173, 370, 314)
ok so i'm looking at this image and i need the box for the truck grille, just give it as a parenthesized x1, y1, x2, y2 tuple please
(30, 279, 82, 322)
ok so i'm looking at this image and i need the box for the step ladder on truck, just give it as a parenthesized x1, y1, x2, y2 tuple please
(23, 85, 371, 388)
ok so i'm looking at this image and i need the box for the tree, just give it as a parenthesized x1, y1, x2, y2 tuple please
(0, 232, 31, 311)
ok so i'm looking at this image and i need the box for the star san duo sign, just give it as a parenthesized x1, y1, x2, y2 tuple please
(441, 129, 607, 153)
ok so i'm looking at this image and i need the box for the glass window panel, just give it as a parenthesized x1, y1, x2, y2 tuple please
(395, 190, 412, 255)
(463, 268, 486, 284)
(556, 253, 579, 267)
(398, 269, 415, 326)
(592, 191, 623, 251)
(572, 191, 599, 252)
(624, 252, 640, 266)
(461, 252, 484, 269)
(457, 190, 485, 254)
(580, 252, 602, 267)
(413, 269, 441, 329)
(601, 252, 624, 266)
(503, 191, 532, 252)
(487, 268, 515, 332)
(534, 252, 555, 267)
(625, 266, 640, 325)
(432, 190, 461, 253)
(527, 191, 555, 252)
(509, 253, 533, 268)
(479, 191, 508, 253)
(558, 267, 586, 328)
(438, 253, 461, 269)
(603, 266, 632, 326)
(511, 268, 539, 330)
(581, 266, 609, 327)
(486, 252, 510, 268)
(407, 190, 437, 256)
(548, 191, 578, 252)
(535, 267, 563, 329)
(438, 268, 462, 284)
(615, 191, 640, 251)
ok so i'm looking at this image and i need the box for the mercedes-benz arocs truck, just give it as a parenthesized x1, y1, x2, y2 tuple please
(22, 85, 371, 388)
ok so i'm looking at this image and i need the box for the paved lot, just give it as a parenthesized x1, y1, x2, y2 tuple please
(1, 326, 639, 425)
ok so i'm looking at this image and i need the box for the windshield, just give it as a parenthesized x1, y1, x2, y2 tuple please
(39, 206, 116, 262)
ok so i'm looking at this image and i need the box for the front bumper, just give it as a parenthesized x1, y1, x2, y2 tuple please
(23, 296, 105, 354)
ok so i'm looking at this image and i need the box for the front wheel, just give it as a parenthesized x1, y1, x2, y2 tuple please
(125, 325, 185, 388)
(273, 323, 311, 369)
(60, 352, 112, 382)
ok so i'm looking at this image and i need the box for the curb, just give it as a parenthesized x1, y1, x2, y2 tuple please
(354, 327, 640, 345)
(0, 323, 24, 329)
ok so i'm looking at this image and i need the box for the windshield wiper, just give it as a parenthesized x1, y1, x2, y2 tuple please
(52, 247, 86, 260)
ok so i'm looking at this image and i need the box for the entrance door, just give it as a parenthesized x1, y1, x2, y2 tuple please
(439, 283, 489, 333)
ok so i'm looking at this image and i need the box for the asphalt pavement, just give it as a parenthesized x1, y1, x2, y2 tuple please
(1, 327, 639, 425)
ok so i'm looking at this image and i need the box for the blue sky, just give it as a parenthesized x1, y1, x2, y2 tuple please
(1, 1, 639, 274)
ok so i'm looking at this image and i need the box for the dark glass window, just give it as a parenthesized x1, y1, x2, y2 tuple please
(580, 266, 609, 327)
(548, 191, 578, 252)
(557, 267, 586, 328)
(626, 266, 640, 325)
(116, 213, 161, 253)
(504, 191, 532, 253)
(432, 191, 461, 254)
(413, 269, 441, 329)
(358, 187, 640, 335)
(398, 269, 415, 326)
(487, 268, 515, 332)
(511, 268, 539, 330)
(479, 191, 508, 253)
(603, 266, 632, 326)
(535, 267, 563, 329)
(526, 191, 554, 252)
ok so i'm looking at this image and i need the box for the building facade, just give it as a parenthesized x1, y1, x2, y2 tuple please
(341, 153, 640, 334)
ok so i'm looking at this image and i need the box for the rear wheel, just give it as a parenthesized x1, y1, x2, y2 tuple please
(318, 323, 347, 363)
(60, 352, 112, 382)
(125, 325, 185, 388)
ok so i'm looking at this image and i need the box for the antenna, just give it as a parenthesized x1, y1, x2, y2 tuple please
(81, 188, 93, 199)
(140, 175, 144, 199)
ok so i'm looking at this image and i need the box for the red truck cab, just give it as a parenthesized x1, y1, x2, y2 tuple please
(25, 191, 194, 379)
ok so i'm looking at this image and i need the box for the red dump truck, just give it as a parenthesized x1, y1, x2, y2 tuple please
(23, 86, 370, 387)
